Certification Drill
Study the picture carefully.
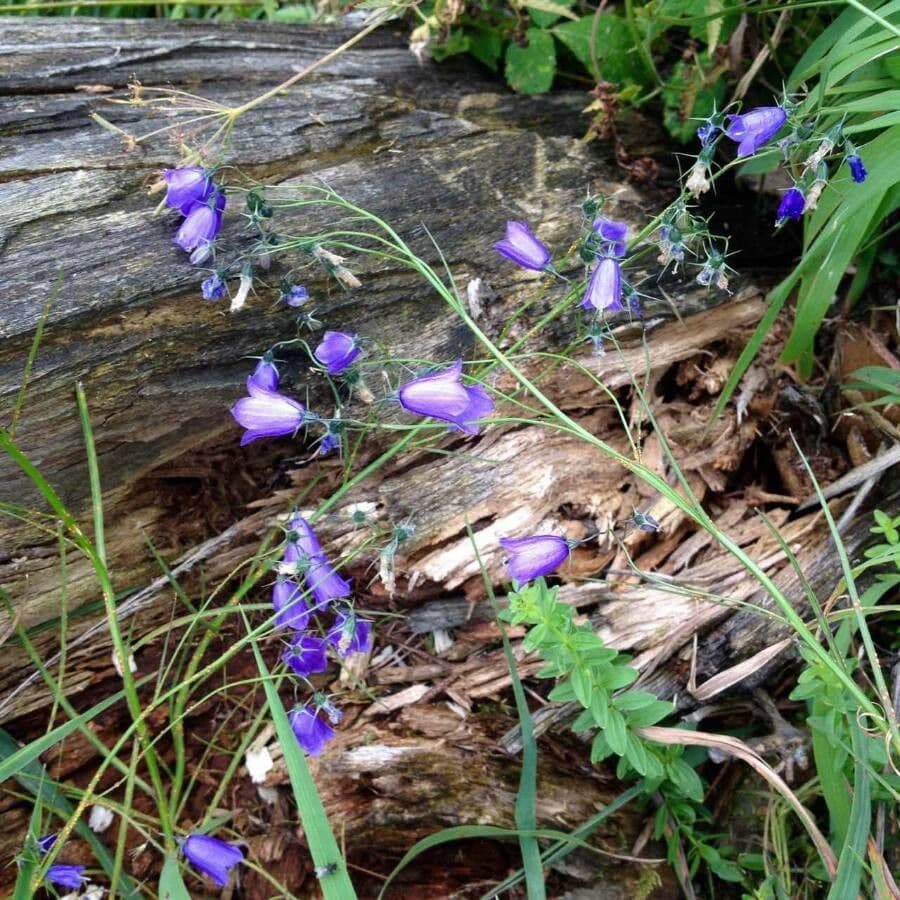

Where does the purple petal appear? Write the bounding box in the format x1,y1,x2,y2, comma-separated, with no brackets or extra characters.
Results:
580,257,622,312
164,166,213,214
327,609,373,656
282,634,329,677
289,705,335,756
183,834,244,888
305,557,352,607
398,361,471,421
315,331,361,375
45,865,86,890
248,358,280,392
500,534,570,583
272,579,310,630
231,389,305,444
494,221,551,270
284,515,324,562
725,106,786,157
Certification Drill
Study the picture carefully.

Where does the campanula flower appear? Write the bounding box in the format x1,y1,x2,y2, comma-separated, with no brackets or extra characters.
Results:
285,514,324,560
725,106,786,157
327,608,373,656
591,217,628,258
272,578,310,631
493,221,552,271
315,331,361,376
174,191,226,254
282,284,309,308
500,534,571,583
45,865,86,890
289,704,336,756
580,257,623,313
248,355,279,392
230,379,308,446
164,166,213,214
182,834,244,888
847,154,867,183
316,430,341,456
37,834,57,855
398,361,494,435
201,272,226,301
776,187,805,225
697,122,718,146
305,557,352,608
282,634,329,677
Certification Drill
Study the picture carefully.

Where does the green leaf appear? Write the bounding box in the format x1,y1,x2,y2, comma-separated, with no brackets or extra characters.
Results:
467,28,504,71
571,666,592,707
527,0,577,28
613,690,659,712
590,731,613,763
624,699,674,727
505,28,556,94
553,13,646,85
666,757,705,802
158,856,192,900
270,4,316,22
603,707,628,755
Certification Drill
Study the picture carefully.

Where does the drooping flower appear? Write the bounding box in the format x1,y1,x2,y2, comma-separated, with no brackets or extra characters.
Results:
282,634,329,677
725,106,787,157
285,514,324,561
164,166,213,214
305,557,352,608
174,192,226,253
289,704,336,756
315,331,361,376
282,284,309,308
398,361,494,435
182,834,244,888
580,257,623,313
493,221,552,271
230,379,308,446
327,608,373,656
45,865,86,890
685,161,711,198
500,534,571,583
248,356,279,392
776,187,805,225
272,578,310,631
37,834,57,855
847,154,867,184
591,217,628,258
201,272,227,301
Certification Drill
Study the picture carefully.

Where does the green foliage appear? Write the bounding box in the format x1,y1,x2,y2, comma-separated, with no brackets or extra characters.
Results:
505,28,557,95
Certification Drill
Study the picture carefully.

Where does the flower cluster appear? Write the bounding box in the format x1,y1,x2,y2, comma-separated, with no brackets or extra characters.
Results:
164,166,227,266
275,514,373,756
688,99,868,227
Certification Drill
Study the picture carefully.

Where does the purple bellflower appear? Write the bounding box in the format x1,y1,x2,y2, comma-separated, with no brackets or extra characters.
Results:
592,217,628,258
847,154,867,184
231,379,308,446
289,704,336,756
282,634,329,677
272,578,310,631
45,865,86,890
398,360,494,435
315,331,361,376
580,257,623,313
164,166,213,215
305,557,352,608
201,272,226,301
776,187,806,225
725,106,786,157
327,608,373,656
494,221,552,271
500,534,571,583
283,284,309,308
285,515,324,560
248,356,279,392
175,191,226,254
182,834,244,888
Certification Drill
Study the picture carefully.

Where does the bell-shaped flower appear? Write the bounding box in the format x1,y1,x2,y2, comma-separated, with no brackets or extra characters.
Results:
591,217,628,258
230,379,307,446
315,331,360,376
164,166,213,214
282,634,329,677
500,534,571,583
289,704,336,756
284,515,324,562
201,272,226,301
248,356,279,392
724,106,786,157
776,187,805,225
493,221,552,271
282,284,309,307
305,557,352,608
580,257,623,313
45,865,86,890
327,608,373,656
182,834,244,888
398,361,494,435
174,191,226,253
272,578,310,631
37,834,57,855
847,153,867,184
